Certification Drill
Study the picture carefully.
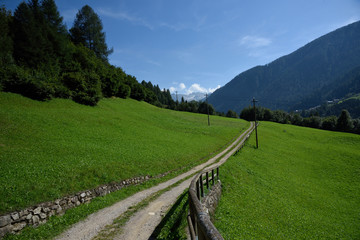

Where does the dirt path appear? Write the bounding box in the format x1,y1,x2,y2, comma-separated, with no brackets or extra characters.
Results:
55,122,254,240
114,177,192,240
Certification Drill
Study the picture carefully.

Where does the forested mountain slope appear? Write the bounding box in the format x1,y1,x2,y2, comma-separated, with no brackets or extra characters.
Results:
208,21,360,113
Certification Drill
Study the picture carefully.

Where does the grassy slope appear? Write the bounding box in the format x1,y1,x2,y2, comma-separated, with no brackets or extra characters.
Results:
0,92,247,214
215,121,360,239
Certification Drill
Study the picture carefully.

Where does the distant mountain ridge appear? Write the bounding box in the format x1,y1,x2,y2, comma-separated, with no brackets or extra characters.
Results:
171,92,206,102
208,21,360,115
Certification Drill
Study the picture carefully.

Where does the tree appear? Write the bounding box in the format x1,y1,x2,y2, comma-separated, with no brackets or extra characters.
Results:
336,109,353,132
11,0,67,69
303,116,322,128
290,113,303,126
353,119,360,134
226,110,238,118
240,107,253,121
322,116,337,131
12,1,47,67
70,5,113,61
0,5,13,90
40,0,68,58
263,108,273,121
0,5,13,64
117,83,130,99
198,102,215,115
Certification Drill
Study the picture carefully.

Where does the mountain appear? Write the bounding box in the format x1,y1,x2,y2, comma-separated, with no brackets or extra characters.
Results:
171,92,207,102
293,64,360,113
208,21,360,114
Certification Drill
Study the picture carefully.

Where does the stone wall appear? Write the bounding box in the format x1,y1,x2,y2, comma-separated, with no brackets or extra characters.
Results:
0,175,152,238
201,180,222,221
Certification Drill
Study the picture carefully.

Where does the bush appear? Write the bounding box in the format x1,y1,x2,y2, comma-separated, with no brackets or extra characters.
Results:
353,119,360,134
130,83,146,101
290,114,303,126
117,83,131,99
144,88,157,104
226,110,238,118
303,116,322,128
322,116,337,131
61,71,102,106
2,66,54,101
101,67,125,97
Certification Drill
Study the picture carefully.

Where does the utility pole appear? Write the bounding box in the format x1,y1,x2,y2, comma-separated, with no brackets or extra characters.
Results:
175,91,178,104
252,97,258,148
206,93,210,126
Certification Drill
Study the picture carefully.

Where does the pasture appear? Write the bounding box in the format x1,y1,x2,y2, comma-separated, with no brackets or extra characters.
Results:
215,121,360,239
0,92,247,214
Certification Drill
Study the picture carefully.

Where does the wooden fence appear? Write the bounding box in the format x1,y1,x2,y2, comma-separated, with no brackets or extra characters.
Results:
188,166,224,240
187,122,256,240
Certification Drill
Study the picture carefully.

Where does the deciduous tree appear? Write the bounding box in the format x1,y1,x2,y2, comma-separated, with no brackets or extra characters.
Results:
336,109,353,132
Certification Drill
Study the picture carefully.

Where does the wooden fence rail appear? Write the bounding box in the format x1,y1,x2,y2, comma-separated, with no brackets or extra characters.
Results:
188,166,223,240
187,122,256,240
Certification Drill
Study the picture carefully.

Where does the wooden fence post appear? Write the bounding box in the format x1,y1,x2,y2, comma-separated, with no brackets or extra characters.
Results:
200,174,204,198
206,172,209,189
212,169,215,185
196,180,200,200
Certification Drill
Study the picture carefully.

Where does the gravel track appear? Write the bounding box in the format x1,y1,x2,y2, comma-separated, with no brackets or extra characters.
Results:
55,122,254,240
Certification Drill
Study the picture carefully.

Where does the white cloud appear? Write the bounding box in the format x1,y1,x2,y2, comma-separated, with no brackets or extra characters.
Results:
186,83,221,94
239,35,272,48
208,85,221,93
170,82,221,94
169,83,186,93
187,83,207,94
179,83,186,90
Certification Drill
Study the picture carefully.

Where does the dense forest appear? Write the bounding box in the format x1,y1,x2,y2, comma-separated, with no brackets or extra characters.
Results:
0,0,217,115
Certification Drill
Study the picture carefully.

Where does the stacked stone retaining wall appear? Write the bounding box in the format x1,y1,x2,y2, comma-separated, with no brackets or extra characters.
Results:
201,180,222,222
0,174,152,238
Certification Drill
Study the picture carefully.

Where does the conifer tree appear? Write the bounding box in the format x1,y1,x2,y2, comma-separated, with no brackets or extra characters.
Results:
41,0,68,58
12,0,61,69
0,5,12,64
70,5,113,61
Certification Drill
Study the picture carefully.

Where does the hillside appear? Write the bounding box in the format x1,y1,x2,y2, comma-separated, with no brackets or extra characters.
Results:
0,92,246,214
208,21,360,114
295,65,360,118
215,121,360,239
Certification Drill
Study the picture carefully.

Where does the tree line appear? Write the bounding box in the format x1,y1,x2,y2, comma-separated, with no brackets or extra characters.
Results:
240,106,360,134
0,1,180,108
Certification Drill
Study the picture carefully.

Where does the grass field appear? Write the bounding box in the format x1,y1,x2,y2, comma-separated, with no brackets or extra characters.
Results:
0,92,247,214
215,121,360,239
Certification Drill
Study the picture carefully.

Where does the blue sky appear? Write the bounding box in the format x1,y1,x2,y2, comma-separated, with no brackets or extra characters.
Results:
3,0,360,95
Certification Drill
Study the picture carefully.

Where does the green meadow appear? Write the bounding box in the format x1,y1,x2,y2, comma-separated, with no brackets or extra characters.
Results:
215,121,360,239
0,92,247,214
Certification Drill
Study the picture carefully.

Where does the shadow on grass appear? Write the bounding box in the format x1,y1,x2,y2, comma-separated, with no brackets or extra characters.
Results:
150,190,189,240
